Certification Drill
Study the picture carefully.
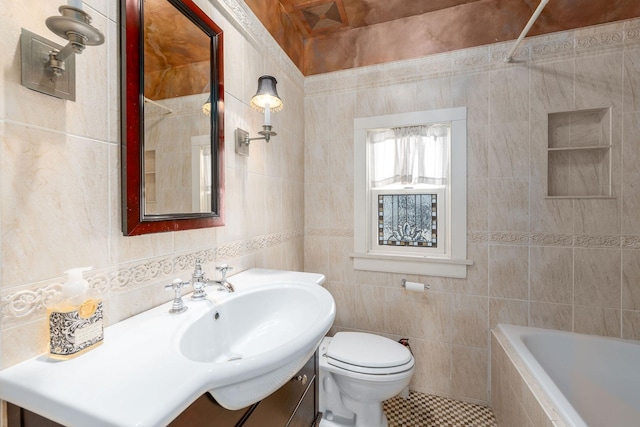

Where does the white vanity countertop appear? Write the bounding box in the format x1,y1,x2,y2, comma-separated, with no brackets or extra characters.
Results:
0,269,326,427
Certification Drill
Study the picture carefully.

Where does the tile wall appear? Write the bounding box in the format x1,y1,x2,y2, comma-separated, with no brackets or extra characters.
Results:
2,0,640,419
0,0,305,376
304,18,640,405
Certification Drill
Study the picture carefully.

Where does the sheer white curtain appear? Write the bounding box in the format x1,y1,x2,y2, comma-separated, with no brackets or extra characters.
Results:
368,124,450,187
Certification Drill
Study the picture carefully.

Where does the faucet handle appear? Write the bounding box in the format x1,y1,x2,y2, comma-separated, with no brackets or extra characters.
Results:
165,278,189,314
216,264,233,281
192,258,205,280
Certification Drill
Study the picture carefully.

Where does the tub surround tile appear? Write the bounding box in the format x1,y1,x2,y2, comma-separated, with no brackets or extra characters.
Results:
488,122,530,178
489,66,530,125
529,302,573,332
488,179,530,232
622,173,640,235
621,310,640,340
467,125,489,178
573,198,621,236
529,176,574,234
452,72,490,127
622,250,640,310
623,47,640,113
575,52,624,111
529,60,575,122
415,76,453,112
468,178,489,232
489,245,529,300
491,329,568,427
623,113,640,173
489,298,529,329
574,305,621,337
574,248,621,309
528,121,547,179
530,246,573,304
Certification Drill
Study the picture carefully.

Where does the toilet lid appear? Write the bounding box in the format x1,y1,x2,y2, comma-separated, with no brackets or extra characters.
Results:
326,332,413,371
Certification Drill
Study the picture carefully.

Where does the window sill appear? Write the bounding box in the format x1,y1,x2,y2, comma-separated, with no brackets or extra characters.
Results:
350,252,472,278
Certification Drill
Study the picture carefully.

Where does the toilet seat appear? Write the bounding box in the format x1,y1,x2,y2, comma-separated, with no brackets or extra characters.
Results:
326,332,414,375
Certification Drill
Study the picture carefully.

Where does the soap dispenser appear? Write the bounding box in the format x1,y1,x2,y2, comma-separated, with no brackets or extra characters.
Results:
48,267,104,360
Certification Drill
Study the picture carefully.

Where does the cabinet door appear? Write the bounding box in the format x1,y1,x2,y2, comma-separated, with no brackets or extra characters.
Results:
7,403,64,427
243,354,316,427
168,394,254,427
286,376,316,427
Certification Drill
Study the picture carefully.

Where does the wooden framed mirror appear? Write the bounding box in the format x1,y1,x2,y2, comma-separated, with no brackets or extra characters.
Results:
121,0,224,236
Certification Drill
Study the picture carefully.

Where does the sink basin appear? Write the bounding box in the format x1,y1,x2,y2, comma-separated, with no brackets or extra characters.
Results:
0,269,334,426
178,279,335,409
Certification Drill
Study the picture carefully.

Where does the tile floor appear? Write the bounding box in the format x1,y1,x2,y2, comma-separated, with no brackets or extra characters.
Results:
383,392,497,427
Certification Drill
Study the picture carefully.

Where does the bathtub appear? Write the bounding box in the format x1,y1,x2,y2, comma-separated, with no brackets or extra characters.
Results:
491,324,640,427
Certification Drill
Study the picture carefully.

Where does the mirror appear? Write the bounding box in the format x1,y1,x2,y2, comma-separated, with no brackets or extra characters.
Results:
121,0,224,235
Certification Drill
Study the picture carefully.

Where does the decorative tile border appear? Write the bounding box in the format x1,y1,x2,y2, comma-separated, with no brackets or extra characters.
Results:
468,232,488,243
304,17,640,97
626,27,640,45
471,232,640,248
622,236,640,249
0,230,303,326
305,227,354,237
530,233,573,246
530,39,574,62
490,232,530,245
573,235,621,248
576,30,624,51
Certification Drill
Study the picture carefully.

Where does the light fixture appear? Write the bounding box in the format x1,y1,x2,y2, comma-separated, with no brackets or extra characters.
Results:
235,75,284,156
20,1,105,101
202,82,211,116
202,95,212,116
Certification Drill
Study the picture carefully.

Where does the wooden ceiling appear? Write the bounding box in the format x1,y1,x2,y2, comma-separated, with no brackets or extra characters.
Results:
143,0,211,100
245,0,640,75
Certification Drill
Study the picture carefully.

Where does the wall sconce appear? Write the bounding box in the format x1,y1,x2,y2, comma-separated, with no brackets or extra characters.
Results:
202,96,212,116
235,75,284,156
20,1,105,101
202,82,211,116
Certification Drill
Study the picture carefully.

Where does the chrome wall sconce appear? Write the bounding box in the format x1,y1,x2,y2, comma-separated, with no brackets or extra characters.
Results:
235,75,284,156
20,1,105,101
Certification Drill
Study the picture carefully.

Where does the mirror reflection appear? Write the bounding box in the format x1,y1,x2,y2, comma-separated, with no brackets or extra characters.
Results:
142,0,212,215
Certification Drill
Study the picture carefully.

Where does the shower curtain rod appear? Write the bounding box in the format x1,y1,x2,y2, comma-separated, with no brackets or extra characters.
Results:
143,96,174,114
504,0,550,63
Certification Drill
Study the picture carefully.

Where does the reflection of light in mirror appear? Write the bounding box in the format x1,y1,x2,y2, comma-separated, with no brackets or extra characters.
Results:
192,136,212,212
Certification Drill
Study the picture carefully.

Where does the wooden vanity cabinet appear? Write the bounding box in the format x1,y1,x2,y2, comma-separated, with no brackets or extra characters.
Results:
6,352,319,427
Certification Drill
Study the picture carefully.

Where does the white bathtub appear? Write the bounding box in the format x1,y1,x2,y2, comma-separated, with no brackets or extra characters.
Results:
494,324,640,427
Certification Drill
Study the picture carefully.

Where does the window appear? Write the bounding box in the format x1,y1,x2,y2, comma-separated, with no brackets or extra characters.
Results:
352,107,470,278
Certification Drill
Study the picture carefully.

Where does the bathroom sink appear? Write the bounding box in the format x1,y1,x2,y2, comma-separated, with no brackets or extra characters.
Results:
0,269,334,426
177,280,335,409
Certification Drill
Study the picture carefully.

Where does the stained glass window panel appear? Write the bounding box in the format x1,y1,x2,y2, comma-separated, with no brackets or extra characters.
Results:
378,194,437,247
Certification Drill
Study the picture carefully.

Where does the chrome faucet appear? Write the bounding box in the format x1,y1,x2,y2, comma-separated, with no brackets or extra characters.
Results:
190,260,234,300
190,259,209,300
213,264,234,293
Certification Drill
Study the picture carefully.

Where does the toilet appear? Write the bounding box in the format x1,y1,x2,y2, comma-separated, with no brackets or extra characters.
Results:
318,332,415,427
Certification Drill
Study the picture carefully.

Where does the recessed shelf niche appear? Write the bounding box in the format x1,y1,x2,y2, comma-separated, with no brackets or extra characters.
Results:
547,108,612,198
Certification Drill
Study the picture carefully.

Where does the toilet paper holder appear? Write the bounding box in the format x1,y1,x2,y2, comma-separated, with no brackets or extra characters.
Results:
401,279,430,290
